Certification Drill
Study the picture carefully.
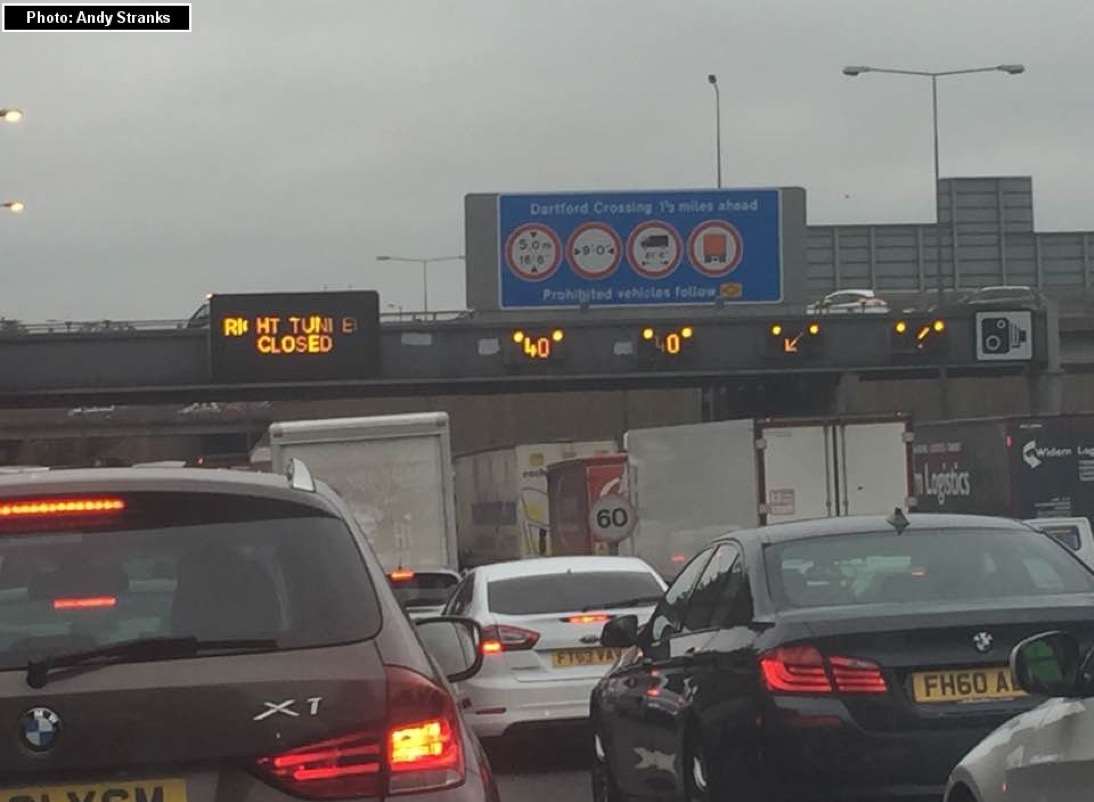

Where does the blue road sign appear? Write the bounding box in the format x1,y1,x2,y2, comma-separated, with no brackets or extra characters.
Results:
497,189,782,309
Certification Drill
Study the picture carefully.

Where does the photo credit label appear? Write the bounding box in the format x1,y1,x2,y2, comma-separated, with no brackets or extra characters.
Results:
2,4,191,31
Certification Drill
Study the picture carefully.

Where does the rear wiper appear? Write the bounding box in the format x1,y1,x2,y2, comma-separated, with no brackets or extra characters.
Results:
581,595,663,612
26,636,277,689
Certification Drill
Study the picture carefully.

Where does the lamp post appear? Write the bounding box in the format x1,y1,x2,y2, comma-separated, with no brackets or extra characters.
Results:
0,108,23,124
707,74,723,188
2,201,24,214
842,64,1025,307
376,254,464,313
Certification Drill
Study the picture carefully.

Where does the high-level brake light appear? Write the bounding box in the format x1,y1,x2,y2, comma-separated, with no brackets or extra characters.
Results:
53,596,117,610
388,569,416,582
565,613,611,624
0,497,125,518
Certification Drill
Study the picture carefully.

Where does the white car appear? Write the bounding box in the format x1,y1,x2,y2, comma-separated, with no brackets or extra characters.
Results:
946,630,1094,802
806,289,889,314
443,555,666,739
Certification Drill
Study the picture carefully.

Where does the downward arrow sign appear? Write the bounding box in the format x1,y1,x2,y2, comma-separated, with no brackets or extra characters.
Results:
783,335,803,353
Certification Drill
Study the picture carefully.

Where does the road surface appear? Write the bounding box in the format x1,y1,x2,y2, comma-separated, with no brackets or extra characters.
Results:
487,728,592,802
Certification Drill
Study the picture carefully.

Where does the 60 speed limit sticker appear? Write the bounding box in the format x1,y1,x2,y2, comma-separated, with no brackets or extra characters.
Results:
588,494,637,544
505,223,562,282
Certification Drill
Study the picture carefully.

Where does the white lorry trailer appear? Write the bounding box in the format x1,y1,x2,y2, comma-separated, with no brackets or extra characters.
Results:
620,416,913,577
269,412,458,572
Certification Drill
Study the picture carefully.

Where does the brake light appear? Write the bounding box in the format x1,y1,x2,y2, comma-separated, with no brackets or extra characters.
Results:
830,656,888,694
390,719,457,772
255,666,463,798
383,665,464,794
760,645,831,693
565,614,611,624
760,645,888,695
0,497,125,518
53,596,117,610
480,624,540,654
256,731,383,797
389,569,416,582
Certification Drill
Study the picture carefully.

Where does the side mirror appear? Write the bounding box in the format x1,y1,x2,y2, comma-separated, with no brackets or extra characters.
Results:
601,614,639,648
416,616,484,683
1011,631,1081,697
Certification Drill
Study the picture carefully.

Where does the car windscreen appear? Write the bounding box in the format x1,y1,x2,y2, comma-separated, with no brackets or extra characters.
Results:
0,491,380,670
487,570,664,615
765,527,1094,610
389,572,459,608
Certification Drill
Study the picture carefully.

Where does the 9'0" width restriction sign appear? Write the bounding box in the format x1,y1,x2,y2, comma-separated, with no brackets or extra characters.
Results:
566,222,623,280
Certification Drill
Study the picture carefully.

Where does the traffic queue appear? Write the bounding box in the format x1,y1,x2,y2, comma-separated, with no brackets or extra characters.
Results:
4,410,1094,802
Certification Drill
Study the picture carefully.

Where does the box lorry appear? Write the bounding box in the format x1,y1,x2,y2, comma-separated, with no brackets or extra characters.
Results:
269,413,458,572
913,414,1094,526
620,416,913,577
454,440,616,565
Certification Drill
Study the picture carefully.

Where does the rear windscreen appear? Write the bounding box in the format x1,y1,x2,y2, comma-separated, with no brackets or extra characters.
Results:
390,573,459,608
0,492,380,670
766,527,1094,611
487,570,663,615
1038,525,1082,551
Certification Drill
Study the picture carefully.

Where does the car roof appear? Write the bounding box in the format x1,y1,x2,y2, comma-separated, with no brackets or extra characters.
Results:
474,555,659,581
712,513,1031,547
0,466,334,511
829,288,875,296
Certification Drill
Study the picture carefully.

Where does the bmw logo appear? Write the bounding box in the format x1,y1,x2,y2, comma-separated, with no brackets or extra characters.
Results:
19,707,61,752
973,631,994,654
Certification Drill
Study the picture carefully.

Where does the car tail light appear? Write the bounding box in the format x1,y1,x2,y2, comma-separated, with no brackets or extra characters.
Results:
255,666,463,798
480,624,540,654
0,497,125,518
760,645,832,694
760,645,888,696
830,656,888,694
256,731,384,798
383,665,464,795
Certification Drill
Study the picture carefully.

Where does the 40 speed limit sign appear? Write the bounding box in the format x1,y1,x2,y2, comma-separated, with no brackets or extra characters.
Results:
588,495,637,544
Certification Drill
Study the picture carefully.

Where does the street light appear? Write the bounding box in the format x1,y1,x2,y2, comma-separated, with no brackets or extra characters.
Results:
0,108,23,124
707,74,722,188
843,63,1025,307
376,254,464,313
3,201,25,214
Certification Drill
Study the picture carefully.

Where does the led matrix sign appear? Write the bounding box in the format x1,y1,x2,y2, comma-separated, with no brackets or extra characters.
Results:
209,291,380,383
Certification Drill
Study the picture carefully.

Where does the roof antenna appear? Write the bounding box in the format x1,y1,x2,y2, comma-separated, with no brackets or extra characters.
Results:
887,507,909,534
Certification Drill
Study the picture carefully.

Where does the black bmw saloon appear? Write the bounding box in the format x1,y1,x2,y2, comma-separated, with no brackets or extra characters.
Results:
590,513,1094,802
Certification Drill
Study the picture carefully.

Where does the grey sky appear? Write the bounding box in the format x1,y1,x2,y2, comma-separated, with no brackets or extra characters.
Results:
0,0,1088,320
